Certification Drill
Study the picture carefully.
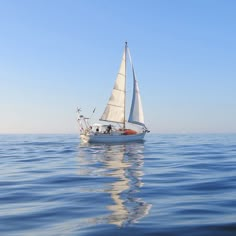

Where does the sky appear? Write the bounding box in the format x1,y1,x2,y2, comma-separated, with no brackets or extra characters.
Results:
0,0,236,134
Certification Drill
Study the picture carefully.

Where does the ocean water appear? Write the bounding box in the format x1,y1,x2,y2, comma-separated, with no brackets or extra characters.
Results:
0,134,236,236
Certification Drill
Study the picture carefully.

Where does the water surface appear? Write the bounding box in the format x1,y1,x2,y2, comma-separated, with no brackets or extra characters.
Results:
0,134,236,235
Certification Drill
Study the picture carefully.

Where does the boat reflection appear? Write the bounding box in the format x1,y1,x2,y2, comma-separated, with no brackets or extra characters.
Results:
78,141,152,227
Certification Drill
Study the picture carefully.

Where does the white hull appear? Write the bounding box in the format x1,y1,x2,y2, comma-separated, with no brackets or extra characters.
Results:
80,132,146,143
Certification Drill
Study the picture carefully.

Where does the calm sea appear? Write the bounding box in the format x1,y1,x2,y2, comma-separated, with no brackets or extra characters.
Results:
0,134,236,236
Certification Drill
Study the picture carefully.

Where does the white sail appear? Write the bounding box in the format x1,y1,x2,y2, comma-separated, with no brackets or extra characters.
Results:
128,49,145,127
100,46,126,124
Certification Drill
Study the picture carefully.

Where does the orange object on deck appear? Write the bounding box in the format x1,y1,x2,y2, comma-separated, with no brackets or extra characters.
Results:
123,129,137,135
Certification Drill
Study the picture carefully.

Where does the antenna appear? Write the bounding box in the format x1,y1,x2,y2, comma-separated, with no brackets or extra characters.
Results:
77,107,82,121
90,107,96,119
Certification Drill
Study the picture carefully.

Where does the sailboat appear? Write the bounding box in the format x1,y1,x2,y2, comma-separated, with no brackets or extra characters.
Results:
78,42,149,143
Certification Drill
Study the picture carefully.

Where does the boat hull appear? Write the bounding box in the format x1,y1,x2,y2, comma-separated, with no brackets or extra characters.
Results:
80,133,146,143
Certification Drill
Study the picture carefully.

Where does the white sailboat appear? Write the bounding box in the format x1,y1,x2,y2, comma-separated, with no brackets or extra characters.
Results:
78,42,149,143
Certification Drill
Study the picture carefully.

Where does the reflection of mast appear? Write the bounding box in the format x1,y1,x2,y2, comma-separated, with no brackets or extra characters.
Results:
103,143,152,227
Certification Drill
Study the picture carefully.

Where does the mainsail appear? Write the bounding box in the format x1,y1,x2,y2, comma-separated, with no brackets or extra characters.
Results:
100,45,126,124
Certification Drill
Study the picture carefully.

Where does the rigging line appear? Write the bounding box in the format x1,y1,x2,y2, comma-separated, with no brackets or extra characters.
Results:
107,103,124,108
127,47,136,78
112,88,126,92
117,72,125,77
99,119,124,124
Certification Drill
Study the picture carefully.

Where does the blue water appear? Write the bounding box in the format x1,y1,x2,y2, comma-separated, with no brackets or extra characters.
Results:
0,134,236,236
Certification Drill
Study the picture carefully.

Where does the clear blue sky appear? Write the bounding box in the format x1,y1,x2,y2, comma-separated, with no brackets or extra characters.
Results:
0,0,235,134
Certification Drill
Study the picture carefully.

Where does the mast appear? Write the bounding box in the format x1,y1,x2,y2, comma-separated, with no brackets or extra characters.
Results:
124,42,127,130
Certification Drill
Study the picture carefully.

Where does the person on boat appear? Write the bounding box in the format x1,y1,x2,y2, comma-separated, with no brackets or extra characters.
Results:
106,124,112,134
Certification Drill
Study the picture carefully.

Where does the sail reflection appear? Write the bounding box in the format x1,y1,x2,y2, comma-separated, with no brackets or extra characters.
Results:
77,142,152,227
